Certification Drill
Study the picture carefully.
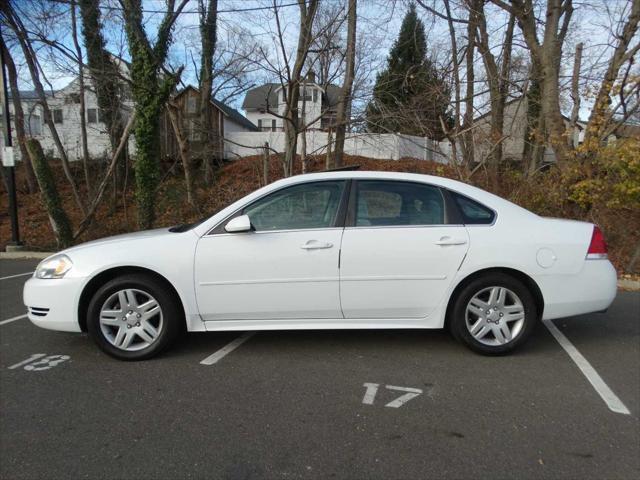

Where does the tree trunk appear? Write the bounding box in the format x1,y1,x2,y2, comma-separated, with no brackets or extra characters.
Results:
70,0,92,196
462,0,480,167
333,0,357,169
78,0,125,177
167,104,197,209
0,36,37,193
326,128,333,170
262,142,269,186
568,42,583,147
121,0,188,228
441,0,462,164
26,139,73,248
198,0,218,184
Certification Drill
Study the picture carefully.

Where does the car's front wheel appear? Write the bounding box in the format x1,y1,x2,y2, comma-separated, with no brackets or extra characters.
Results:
87,273,182,360
450,273,538,355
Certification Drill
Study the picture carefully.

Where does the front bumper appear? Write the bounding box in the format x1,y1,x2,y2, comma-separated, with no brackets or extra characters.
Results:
23,276,86,332
537,259,618,321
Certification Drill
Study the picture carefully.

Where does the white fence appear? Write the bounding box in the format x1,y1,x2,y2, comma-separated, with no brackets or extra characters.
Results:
224,131,453,163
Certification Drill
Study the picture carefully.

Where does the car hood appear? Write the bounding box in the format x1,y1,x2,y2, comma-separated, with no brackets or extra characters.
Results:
59,228,179,256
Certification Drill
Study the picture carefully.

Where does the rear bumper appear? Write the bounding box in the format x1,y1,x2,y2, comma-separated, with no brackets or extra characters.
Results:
537,260,617,320
23,276,85,332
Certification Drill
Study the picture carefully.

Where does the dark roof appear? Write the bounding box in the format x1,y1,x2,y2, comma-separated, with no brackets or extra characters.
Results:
242,82,342,110
175,86,258,132
212,98,258,131
7,89,55,100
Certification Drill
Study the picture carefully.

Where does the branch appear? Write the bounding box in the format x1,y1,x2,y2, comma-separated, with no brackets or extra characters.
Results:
415,0,468,23
73,111,136,239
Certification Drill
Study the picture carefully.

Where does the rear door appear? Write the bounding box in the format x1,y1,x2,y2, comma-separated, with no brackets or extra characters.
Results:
339,180,469,319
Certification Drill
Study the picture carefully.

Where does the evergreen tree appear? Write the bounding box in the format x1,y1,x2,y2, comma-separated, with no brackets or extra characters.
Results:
366,3,452,139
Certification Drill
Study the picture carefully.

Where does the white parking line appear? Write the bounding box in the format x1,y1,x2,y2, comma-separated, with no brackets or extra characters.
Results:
200,332,256,365
0,314,28,326
544,319,630,415
0,272,33,281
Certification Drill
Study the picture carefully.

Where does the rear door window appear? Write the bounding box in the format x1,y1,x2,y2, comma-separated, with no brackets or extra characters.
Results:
355,181,445,226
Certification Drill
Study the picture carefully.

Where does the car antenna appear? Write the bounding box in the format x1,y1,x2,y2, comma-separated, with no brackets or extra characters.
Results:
324,165,361,172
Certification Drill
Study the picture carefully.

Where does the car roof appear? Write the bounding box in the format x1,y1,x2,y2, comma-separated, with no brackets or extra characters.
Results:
192,170,537,237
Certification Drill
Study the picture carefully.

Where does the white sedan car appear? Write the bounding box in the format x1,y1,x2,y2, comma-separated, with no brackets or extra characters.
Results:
24,171,617,360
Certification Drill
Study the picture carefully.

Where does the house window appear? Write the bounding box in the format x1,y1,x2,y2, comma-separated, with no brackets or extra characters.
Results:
300,87,312,102
27,115,42,136
87,108,98,123
313,89,318,103
187,96,198,114
188,119,200,141
53,109,63,124
258,118,275,132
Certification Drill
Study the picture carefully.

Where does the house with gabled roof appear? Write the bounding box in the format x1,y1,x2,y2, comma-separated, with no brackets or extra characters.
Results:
242,73,341,132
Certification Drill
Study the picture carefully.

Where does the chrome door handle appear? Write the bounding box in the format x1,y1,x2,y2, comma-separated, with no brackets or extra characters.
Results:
300,240,333,250
435,237,467,246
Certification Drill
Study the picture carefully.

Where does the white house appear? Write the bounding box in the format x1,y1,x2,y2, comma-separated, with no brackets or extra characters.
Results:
242,74,341,132
2,77,135,161
472,96,640,164
2,78,257,162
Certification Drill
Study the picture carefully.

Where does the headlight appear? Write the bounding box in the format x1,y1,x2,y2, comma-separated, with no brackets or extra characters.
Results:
35,254,73,279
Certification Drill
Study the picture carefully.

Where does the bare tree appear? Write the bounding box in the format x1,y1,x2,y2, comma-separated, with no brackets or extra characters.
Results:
475,2,515,180
1,1,86,213
276,0,320,176
333,0,357,168
490,0,574,165
583,0,640,146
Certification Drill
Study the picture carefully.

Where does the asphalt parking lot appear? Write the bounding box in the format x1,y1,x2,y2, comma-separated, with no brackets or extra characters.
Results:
1,258,639,480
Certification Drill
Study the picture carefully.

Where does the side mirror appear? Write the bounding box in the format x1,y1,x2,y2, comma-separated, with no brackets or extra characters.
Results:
225,214,252,233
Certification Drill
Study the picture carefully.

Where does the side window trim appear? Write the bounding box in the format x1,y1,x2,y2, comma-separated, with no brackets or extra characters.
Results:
206,179,351,235
346,180,457,228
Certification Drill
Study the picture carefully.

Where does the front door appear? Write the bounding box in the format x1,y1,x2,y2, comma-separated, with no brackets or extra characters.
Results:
339,180,469,319
194,180,347,320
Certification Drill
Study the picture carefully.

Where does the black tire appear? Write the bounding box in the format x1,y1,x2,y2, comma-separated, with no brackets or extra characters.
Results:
449,272,538,355
87,273,183,360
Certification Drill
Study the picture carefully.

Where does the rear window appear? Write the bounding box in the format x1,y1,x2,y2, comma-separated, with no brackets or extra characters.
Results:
451,192,495,225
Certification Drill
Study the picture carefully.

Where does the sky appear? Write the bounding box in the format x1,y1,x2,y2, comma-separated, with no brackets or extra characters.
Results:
5,0,636,121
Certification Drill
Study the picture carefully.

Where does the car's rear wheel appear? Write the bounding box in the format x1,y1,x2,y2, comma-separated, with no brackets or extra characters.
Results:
450,273,538,355
87,274,182,360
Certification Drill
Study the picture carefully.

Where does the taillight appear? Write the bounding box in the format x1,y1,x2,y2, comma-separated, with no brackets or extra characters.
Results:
586,226,608,259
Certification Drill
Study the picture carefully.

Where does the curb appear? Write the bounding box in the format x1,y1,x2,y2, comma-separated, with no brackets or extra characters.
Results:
2,251,639,291
0,251,53,260
618,278,640,291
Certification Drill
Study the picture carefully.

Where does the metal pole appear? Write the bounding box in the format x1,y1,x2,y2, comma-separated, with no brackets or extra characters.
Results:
0,31,22,247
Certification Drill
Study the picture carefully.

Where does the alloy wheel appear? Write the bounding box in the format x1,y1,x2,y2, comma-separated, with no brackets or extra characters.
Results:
99,288,163,352
465,286,525,346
